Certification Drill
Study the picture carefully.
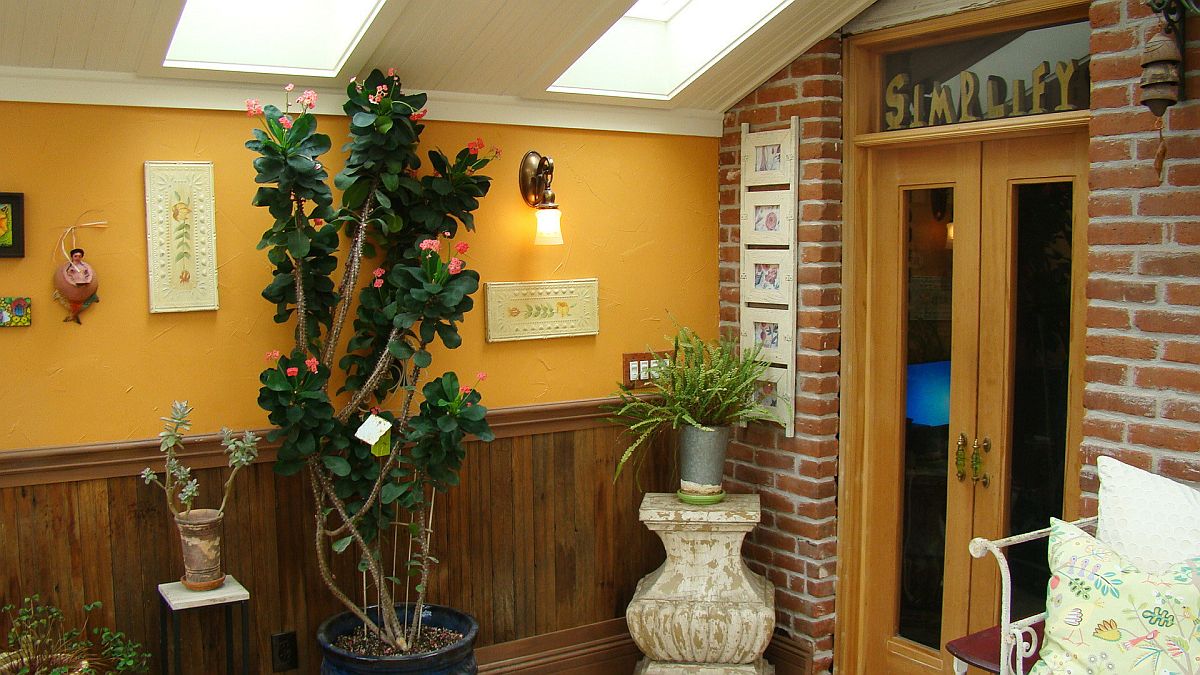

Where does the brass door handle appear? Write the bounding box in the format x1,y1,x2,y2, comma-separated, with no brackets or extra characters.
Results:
971,437,991,487
955,433,967,481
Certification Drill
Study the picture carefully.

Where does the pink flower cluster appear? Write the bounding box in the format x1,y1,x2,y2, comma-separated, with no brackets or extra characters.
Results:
455,242,469,255
245,98,264,117
286,367,299,377
284,83,295,92
418,239,440,253
467,137,485,155
279,115,294,130
368,83,389,105
265,349,281,361
447,258,464,275
305,357,319,373
296,89,318,110
409,108,428,121
459,385,472,395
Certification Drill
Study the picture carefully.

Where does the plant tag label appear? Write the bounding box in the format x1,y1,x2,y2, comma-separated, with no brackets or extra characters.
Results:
355,414,391,445
370,431,390,458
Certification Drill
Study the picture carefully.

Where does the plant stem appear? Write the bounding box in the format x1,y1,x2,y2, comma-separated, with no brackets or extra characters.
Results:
290,197,311,353
407,484,435,647
322,199,373,372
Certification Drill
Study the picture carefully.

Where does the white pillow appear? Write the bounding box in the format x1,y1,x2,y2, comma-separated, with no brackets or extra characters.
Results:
1096,455,1200,574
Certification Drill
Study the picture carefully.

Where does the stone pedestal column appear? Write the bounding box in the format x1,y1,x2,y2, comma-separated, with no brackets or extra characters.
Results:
627,493,775,674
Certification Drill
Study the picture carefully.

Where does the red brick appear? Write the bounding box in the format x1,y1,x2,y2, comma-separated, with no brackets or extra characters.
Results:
797,310,840,329
719,286,740,304
798,331,840,351
1130,423,1198,452
796,352,840,373
1164,399,1200,424
719,266,738,283
798,458,837,479
1141,191,1200,216
1089,194,1133,218
756,526,799,553
1091,108,1161,136
1090,83,1132,110
779,99,840,121
1167,283,1200,306
1087,278,1157,302
1080,496,1099,517
794,396,839,416
1090,138,1133,162
1174,222,1200,245
802,120,842,141
796,265,841,284
1137,135,1200,162
719,207,740,226
1083,389,1156,416
1082,416,1126,441
755,450,796,471
743,423,780,448
1081,443,1152,469
800,245,841,264
1164,341,1200,364
796,537,837,559
1136,309,1200,335
777,514,837,540
1091,165,1161,191
797,223,841,242
1090,26,1138,53
1087,306,1131,328
791,55,840,79
1085,333,1158,359
1090,1,1120,29
1160,457,1200,482
1089,53,1144,83
801,78,842,98
734,463,774,486
1168,163,1200,187
794,416,839,436
777,436,839,457
1141,253,1200,276
738,107,780,126
719,305,738,323
1136,365,1200,394
1168,103,1200,131
801,202,842,222
803,162,841,181
799,141,840,161
1085,360,1128,385
795,498,836,521
776,474,836,500
1125,0,1157,19
758,83,799,104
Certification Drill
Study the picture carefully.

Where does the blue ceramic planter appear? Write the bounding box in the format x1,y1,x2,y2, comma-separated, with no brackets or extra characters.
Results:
317,604,479,675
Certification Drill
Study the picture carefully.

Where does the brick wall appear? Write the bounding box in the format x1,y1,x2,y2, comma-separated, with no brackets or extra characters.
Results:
718,38,843,674
1081,1,1200,511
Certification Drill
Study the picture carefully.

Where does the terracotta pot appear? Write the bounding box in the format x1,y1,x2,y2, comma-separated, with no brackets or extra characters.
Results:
175,508,225,591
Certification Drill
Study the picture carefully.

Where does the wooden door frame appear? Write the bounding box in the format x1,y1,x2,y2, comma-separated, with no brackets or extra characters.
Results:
835,1,1090,672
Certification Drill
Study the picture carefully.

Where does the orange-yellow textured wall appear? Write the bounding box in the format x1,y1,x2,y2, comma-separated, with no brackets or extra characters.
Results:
0,101,718,449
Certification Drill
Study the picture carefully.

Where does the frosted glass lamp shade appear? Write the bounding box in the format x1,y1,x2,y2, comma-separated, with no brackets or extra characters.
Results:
534,208,563,245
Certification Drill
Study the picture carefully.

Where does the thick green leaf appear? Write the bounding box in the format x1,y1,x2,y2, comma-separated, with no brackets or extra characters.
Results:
331,536,353,553
351,112,376,128
286,228,310,258
323,456,352,477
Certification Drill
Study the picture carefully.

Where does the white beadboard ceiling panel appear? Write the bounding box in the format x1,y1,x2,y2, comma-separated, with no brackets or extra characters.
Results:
0,0,876,135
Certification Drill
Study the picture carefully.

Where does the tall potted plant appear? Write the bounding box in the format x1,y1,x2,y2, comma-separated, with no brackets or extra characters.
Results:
610,328,780,505
244,71,497,673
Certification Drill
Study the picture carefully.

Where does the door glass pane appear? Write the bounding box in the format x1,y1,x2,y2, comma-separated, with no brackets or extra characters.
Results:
1007,182,1072,619
899,187,954,648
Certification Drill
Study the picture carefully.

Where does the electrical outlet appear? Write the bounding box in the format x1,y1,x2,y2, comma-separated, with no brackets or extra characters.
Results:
621,350,674,388
271,631,299,671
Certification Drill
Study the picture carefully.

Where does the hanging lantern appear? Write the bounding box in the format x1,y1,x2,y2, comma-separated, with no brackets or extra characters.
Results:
1140,31,1183,117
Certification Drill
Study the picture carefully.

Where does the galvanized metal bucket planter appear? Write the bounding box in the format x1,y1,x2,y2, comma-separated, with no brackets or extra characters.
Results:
678,425,732,505
175,508,225,591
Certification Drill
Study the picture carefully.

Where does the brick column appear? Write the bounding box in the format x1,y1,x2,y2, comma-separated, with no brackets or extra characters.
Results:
1081,0,1200,509
717,38,843,674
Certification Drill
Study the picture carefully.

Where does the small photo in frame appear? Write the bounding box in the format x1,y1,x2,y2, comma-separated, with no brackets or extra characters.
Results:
741,125,796,187
740,306,793,366
741,249,794,306
754,365,793,434
0,193,25,258
740,191,794,246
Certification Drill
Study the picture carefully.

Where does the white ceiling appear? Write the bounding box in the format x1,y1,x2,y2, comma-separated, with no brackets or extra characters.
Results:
0,0,876,136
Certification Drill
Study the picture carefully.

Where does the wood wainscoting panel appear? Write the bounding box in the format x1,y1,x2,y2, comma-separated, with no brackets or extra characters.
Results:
0,407,674,674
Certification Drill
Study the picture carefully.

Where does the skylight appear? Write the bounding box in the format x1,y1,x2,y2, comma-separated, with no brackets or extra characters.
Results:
164,0,386,77
549,0,793,100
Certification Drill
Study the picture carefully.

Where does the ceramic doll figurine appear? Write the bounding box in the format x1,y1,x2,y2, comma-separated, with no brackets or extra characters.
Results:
53,247,99,323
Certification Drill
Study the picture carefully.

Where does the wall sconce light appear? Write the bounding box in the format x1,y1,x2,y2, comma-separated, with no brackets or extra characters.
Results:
518,151,562,245
1142,0,1191,117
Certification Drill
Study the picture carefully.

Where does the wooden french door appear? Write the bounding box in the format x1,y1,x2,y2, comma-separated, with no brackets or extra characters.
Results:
859,131,1087,674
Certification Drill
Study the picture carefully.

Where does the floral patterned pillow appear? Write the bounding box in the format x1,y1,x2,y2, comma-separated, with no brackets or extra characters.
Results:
1030,518,1200,675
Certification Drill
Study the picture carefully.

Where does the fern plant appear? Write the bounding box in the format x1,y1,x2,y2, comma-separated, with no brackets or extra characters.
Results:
609,327,780,481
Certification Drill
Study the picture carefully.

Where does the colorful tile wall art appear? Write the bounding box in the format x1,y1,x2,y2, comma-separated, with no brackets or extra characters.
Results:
0,297,31,327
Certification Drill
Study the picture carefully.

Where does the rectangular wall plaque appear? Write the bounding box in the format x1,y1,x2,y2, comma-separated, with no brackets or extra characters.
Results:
485,278,599,342
145,161,218,313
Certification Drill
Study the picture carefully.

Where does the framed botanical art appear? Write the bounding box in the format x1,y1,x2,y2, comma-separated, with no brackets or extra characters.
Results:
740,118,799,187
754,365,793,436
0,192,25,258
740,306,793,366
741,190,794,246
741,248,795,307
145,162,218,312
484,278,599,342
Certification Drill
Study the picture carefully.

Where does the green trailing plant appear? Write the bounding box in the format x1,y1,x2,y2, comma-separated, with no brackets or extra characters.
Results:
244,71,497,653
0,596,149,674
609,327,781,482
139,401,260,516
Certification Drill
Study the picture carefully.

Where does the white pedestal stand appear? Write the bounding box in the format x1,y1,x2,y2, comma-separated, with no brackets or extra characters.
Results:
627,493,775,674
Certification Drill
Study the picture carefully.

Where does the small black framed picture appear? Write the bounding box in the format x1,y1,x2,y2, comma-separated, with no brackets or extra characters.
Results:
0,193,25,258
